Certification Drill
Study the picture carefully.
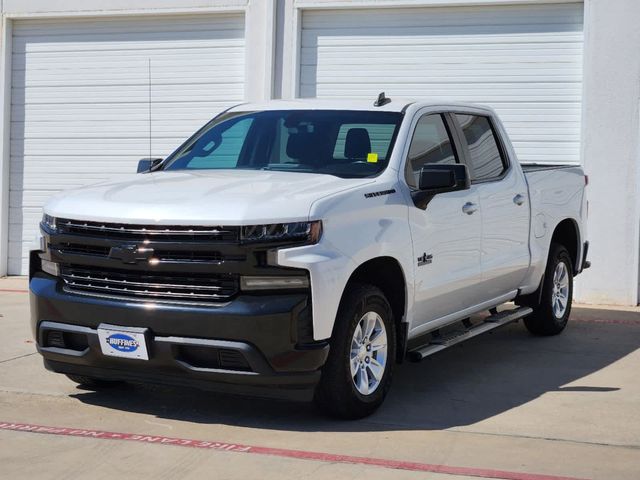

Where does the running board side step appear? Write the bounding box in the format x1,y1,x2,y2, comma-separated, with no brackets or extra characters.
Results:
408,306,533,362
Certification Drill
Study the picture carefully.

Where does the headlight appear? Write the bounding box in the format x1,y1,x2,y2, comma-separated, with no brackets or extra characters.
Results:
241,221,322,244
41,214,57,232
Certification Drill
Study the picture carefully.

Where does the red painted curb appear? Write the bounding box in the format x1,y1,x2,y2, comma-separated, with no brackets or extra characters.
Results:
0,421,586,480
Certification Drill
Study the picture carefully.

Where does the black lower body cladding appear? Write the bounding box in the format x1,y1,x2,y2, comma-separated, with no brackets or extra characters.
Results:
30,274,329,401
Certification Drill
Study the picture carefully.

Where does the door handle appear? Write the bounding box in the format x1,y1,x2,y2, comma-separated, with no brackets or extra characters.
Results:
513,194,526,206
462,202,478,215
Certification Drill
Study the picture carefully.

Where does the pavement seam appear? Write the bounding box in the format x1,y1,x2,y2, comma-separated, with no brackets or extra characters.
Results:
355,419,640,451
445,427,640,451
0,352,36,364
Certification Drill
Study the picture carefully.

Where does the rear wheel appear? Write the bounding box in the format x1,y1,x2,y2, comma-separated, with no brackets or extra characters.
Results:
314,283,396,419
524,243,573,336
65,374,122,389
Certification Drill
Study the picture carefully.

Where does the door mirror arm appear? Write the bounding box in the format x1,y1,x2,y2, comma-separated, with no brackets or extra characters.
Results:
411,164,471,209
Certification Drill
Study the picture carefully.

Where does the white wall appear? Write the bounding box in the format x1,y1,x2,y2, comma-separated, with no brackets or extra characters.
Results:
576,0,640,305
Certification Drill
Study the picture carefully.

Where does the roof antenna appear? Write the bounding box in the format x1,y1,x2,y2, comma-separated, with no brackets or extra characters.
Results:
148,58,152,160
374,92,391,107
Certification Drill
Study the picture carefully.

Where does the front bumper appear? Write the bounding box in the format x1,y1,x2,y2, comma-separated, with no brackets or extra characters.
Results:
30,274,329,401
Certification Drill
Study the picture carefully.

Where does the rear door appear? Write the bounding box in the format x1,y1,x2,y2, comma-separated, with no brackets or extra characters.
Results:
405,112,484,333
451,113,530,298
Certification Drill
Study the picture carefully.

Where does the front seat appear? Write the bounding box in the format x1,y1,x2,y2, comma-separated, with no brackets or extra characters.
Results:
344,128,372,161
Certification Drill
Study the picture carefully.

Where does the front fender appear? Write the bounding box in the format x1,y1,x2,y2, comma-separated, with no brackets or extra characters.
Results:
278,182,414,340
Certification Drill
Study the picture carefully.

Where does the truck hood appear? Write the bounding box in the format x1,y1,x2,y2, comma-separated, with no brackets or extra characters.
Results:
45,170,372,225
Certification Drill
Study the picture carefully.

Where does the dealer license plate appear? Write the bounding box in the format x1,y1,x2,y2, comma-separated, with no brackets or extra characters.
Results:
97,324,149,360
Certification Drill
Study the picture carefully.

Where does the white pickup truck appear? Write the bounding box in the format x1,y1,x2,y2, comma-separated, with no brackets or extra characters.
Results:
30,95,589,419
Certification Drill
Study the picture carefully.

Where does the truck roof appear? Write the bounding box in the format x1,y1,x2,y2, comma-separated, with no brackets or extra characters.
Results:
228,98,487,113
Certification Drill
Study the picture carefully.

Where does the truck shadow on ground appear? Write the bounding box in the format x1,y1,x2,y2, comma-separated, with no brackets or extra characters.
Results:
70,309,640,432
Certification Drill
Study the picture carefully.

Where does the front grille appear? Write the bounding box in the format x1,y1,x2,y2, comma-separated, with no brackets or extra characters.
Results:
56,218,239,243
52,242,235,264
61,266,238,304
44,218,299,305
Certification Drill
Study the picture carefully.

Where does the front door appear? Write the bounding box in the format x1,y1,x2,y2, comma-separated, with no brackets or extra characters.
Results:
405,113,484,334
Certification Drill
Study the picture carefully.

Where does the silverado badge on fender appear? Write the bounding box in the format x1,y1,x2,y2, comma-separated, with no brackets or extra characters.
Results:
417,253,433,266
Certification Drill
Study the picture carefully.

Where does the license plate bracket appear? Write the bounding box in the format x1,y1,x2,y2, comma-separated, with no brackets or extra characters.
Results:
97,324,149,360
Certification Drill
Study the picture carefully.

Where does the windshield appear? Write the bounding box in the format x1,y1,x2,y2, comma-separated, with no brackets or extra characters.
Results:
162,110,403,178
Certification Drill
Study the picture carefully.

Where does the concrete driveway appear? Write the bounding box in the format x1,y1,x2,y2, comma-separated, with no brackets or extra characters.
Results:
1,278,639,480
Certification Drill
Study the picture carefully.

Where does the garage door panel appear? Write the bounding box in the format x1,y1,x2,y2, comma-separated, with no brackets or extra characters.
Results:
12,137,189,156
301,3,583,27
302,82,582,100
9,14,246,274
14,37,244,55
14,66,244,87
302,32,582,49
14,121,208,139
301,43,583,60
12,103,228,122
307,71,581,85
301,1,584,192
13,84,243,105
12,50,244,72
13,14,242,34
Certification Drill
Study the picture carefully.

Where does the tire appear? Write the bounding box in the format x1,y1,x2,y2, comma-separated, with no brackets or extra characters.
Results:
314,283,396,419
65,374,122,389
524,243,573,336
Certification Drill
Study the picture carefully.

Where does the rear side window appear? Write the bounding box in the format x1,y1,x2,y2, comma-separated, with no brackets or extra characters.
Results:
405,114,458,189
454,114,506,182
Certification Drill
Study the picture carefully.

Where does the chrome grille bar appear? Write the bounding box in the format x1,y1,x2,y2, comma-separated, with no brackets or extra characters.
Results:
61,266,238,303
55,218,240,242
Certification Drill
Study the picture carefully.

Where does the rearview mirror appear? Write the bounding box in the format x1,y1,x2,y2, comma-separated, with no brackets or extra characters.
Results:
412,164,470,209
137,158,163,173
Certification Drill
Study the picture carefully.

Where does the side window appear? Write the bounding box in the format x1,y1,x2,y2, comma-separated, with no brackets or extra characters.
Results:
454,114,506,182
405,114,458,189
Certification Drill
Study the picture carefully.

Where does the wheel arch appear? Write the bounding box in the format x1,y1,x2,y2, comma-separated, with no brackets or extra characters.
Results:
340,256,408,363
550,218,581,274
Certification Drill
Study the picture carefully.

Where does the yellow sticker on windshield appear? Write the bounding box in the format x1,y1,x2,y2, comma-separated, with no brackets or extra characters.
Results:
367,153,378,163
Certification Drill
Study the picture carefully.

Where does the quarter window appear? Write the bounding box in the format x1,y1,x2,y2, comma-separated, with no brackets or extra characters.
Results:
454,114,506,182
405,114,458,189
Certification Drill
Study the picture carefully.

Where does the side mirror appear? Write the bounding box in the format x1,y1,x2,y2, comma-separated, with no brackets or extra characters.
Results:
137,158,163,173
418,164,470,193
412,164,470,209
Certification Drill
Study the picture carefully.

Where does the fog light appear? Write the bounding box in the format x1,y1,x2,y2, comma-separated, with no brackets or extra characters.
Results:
240,276,309,291
41,259,59,277
46,331,65,348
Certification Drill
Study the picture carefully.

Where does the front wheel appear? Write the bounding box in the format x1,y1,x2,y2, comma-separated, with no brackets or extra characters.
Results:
314,283,396,419
524,243,573,336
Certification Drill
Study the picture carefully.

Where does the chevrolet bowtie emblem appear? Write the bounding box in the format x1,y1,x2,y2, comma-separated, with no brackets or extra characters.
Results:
109,245,154,264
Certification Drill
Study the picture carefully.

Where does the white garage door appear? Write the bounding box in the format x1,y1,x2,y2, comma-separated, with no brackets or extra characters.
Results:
9,14,245,274
300,3,583,163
